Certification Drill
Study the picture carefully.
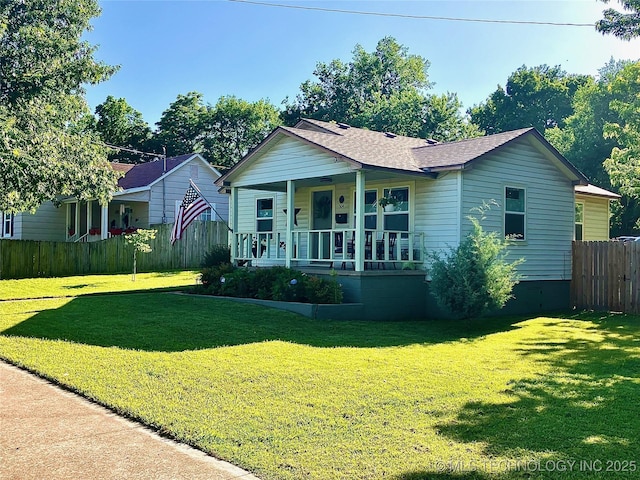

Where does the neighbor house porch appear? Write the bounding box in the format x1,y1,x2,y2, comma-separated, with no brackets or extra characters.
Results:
62,196,150,242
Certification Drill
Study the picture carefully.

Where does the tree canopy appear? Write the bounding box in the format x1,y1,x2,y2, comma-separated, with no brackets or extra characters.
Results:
0,0,119,213
149,92,281,169
546,59,640,235
469,65,590,135
94,96,153,163
596,0,640,40
284,36,481,142
603,61,640,199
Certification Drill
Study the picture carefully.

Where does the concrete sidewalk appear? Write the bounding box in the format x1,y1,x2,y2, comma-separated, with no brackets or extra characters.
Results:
0,361,259,480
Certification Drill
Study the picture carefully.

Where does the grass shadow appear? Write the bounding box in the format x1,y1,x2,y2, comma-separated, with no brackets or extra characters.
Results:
435,311,640,473
1,292,526,352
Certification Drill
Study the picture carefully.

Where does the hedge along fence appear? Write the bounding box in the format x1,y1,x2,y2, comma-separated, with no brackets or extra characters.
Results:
0,221,229,279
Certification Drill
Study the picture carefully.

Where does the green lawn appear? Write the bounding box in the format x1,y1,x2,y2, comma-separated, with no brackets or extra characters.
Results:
0,270,199,300
0,278,639,479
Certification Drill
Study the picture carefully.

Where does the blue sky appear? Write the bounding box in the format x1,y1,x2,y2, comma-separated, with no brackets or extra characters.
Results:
85,1,640,127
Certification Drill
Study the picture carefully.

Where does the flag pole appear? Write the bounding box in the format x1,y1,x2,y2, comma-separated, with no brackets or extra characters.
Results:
189,180,233,232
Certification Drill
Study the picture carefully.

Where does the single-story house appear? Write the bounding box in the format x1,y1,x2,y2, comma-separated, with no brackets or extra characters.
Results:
2,153,228,242
215,118,616,319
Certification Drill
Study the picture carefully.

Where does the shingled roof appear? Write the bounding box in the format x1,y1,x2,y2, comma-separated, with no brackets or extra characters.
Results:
113,153,196,190
219,118,587,184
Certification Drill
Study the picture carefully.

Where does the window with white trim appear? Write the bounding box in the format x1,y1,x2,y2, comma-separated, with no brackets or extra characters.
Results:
256,198,274,232
382,187,409,232
575,202,584,241
504,187,526,240
2,212,13,238
199,205,216,222
354,190,378,230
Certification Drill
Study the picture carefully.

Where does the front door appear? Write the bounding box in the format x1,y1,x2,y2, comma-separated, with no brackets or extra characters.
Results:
311,190,332,259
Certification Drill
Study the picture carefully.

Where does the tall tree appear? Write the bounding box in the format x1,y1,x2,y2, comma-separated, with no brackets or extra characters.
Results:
603,61,640,199
94,96,153,163
0,0,119,213
469,65,590,135
151,91,208,157
596,0,640,40
150,92,280,169
202,96,281,169
284,36,480,142
546,59,640,235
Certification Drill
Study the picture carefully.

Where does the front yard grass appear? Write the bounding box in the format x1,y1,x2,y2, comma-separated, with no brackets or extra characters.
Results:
1,287,639,479
0,270,199,301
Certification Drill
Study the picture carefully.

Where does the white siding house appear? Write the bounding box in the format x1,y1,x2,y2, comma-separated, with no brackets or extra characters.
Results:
9,153,228,242
216,119,597,318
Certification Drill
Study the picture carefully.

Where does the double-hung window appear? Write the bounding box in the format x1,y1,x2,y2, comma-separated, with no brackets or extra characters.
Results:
575,202,584,241
353,190,378,230
382,187,409,232
504,187,526,240
256,198,274,232
2,212,13,238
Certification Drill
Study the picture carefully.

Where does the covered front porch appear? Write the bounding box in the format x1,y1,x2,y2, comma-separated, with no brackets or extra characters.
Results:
63,197,150,242
228,168,429,272
233,228,424,270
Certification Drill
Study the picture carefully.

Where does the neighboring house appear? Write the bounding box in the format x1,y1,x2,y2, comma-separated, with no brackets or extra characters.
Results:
216,119,596,318
7,153,228,242
574,184,620,241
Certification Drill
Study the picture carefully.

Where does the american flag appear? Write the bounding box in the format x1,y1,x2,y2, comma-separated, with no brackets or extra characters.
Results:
170,184,209,244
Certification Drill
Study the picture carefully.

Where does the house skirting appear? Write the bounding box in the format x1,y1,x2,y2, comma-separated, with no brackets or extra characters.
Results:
311,271,571,320
194,271,571,321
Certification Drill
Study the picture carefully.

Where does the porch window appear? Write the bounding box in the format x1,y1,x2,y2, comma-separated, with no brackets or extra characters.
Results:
505,186,526,240
354,190,378,230
575,202,584,241
256,198,273,232
2,212,13,238
382,187,409,232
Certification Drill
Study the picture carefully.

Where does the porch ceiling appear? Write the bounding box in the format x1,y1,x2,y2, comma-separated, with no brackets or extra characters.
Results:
236,168,434,192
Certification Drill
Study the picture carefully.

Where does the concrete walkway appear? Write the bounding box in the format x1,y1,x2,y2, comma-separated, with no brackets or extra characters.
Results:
0,361,259,480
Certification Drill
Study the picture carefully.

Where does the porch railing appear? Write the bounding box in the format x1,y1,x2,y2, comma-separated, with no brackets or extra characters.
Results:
233,229,424,268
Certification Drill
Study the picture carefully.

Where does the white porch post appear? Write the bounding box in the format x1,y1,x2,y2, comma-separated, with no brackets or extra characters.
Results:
354,170,365,272
86,201,92,236
101,205,108,240
230,187,239,262
286,180,295,268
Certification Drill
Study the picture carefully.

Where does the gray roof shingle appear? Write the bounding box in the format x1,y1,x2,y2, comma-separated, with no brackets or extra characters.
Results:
219,118,587,184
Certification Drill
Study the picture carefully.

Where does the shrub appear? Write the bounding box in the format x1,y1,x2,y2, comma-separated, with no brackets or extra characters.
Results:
429,206,523,319
200,263,235,294
196,265,342,304
201,244,231,268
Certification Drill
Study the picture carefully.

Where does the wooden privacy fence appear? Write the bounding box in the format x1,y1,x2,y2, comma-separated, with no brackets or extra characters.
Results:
572,241,640,314
0,221,229,279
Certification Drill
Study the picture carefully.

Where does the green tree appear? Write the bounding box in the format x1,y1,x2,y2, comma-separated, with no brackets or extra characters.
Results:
429,204,523,319
94,96,153,163
596,0,640,40
0,0,119,213
546,59,640,235
469,65,590,135
151,91,208,157
284,36,480,142
202,96,281,169
124,228,157,281
603,61,640,199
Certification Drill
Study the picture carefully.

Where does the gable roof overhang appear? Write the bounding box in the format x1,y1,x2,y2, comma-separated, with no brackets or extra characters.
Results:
575,184,621,199
217,126,437,189
417,128,588,185
217,119,589,190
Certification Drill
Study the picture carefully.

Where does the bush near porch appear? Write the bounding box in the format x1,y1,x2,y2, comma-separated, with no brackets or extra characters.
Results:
197,265,343,304
1,275,639,480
